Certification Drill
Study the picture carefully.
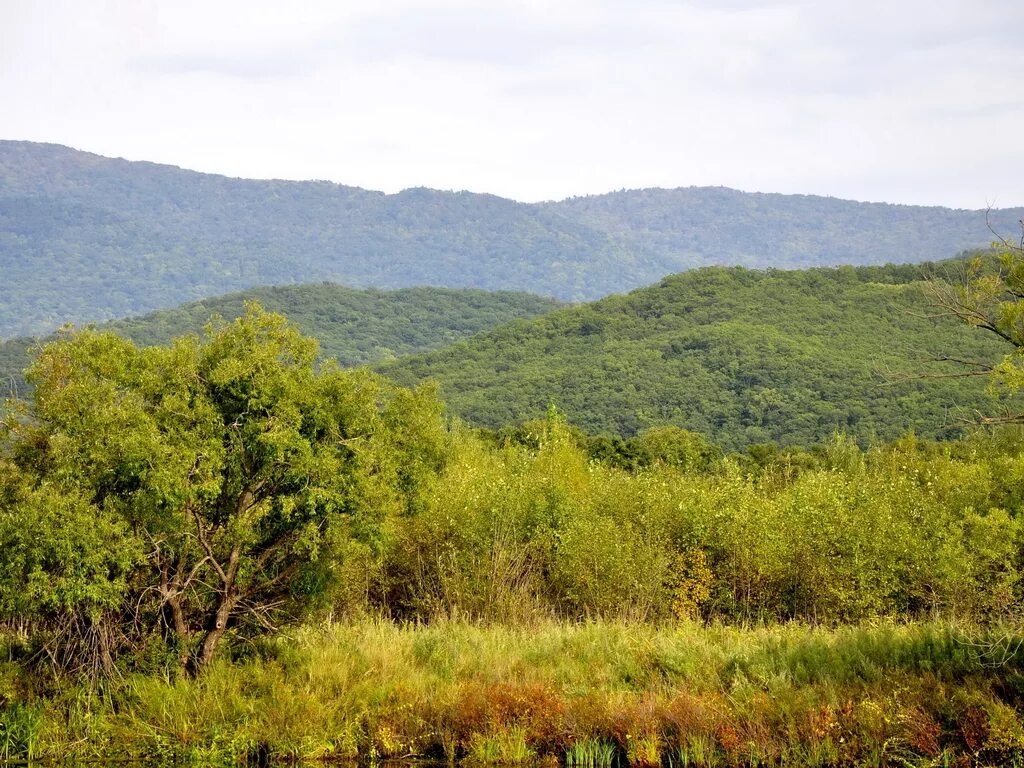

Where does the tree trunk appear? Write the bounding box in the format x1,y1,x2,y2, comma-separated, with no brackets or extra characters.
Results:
156,551,194,669
167,594,192,670
190,526,244,671
196,592,235,669
168,595,188,639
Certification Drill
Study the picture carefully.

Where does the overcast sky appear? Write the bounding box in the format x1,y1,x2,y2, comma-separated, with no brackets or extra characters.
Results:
2,0,1023,208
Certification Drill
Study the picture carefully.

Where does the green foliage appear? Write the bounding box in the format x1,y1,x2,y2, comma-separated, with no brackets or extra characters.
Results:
4,298,1024,645
354,413,1024,624
0,468,138,620
3,140,1022,337
566,738,617,768
107,284,563,366
0,702,41,762
666,549,713,620
609,426,723,473
0,304,448,671
380,262,1007,449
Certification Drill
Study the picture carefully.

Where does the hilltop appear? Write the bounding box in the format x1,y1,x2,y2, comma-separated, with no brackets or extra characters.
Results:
2,140,1022,337
377,261,1007,449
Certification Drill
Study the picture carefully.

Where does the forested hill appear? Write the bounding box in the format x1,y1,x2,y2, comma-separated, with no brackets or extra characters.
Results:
376,262,1008,450
0,284,562,397
3,140,1023,337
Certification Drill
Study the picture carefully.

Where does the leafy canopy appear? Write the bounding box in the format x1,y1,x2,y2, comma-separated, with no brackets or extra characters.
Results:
0,303,447,671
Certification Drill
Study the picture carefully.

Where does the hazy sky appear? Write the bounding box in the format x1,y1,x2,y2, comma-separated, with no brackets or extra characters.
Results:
2,0,1023,207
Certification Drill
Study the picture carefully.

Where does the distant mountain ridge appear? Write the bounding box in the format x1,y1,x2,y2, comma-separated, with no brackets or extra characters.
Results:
2,139,1022,337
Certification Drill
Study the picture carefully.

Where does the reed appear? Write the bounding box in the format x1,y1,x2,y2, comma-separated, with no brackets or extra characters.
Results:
566,738,617,768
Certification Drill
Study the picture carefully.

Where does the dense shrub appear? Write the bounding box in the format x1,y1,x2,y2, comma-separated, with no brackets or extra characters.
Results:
342,417,1024,624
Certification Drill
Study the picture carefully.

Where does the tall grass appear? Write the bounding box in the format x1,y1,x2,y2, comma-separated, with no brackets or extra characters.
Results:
0,703,41,762
10,619,1024,764
567,738,617,768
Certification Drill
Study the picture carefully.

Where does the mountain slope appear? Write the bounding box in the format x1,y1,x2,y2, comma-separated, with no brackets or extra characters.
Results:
376,262,1008,449
3,140,1023,337
0,284,562,397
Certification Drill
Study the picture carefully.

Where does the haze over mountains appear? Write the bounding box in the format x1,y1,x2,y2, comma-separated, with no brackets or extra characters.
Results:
3,140,1023,338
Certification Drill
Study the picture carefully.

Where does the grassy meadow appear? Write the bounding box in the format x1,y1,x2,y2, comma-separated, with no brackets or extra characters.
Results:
4,620,1024,765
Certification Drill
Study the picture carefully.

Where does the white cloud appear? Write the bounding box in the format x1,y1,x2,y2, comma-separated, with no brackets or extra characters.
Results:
1,0,1021,207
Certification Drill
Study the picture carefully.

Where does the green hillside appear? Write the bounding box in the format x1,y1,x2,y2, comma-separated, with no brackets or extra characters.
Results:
3,140,1023,337
377,262,1008,449
0,284,562,397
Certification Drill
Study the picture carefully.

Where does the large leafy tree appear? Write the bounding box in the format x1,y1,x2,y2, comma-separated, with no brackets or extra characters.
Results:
0,304,447,672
